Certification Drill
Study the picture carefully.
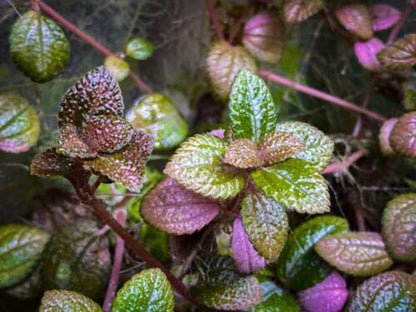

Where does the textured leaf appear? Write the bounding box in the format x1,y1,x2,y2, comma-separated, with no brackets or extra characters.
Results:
276,216,349,290
85,130,153,193
229,69,277,142
240,189,288,260
164,134,245,199
0,224,50,288
349,272,416,312
39,290,103,312
126,93,188,151
126,37,154,60
275,121,334,171
335,4,374,40
207,41,257,101
9,10,70,83
250,158,330,214
377,34,416,71
0,92,39,153
224,139,262,169
297,271,348,312
232,218,267,274
370,4,401,31
354,38,385,72
379,118,398,156
242,13,285,64
111,268,174,312
140,178,220,235
283,0,324,24
104,56,130,82
389,112,416,157
315,232,393,276
259,131,304,166
57,123,98,158
382,193,416,262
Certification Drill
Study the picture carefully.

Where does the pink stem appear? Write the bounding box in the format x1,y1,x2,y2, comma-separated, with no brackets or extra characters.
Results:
205,0,225,41
258,69,387,122
387,4,413,45
227,6,249,44
322,150,367,174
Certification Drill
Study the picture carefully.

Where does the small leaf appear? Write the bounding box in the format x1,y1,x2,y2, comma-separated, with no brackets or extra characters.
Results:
349,272,416,312
207,41,257,101
229,69,277,142
126,93,188,151
240,188,288,260
297,271,348,312
354,38,385,72
232,218,267,274
250,159,330,214
140,178,220,235
315,232,393,276
39,290,103,312
335,4,374,40
57,124,97,158
104,56,130,82
259,131,304,166
224,139,262,169
382,193,416,262
85,130,153,193
379,118,398,156
390,112,416,157
0,224,50,288
370,4,401,31
0,92,40,153
283,0,324,24
111,268,174,312
164,134,245,199
9,10,70,83
275,121,334,171
377,34,416,71
126,37,154,60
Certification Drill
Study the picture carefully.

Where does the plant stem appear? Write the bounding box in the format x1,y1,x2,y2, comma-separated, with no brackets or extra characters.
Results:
352,77,377,137
227,6,249,45
35,0,153,94
387,4,413,45
258,69,387,122
103,209,126,312
322,150,367,174
205,0,225,41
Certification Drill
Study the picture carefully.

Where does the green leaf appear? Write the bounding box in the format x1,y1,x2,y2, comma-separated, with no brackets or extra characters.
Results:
283,0,324,24
229,69,277,142
9,10,70,83
382,193,416,262
224,139,263,169
315,232,393,276
126,93,188,151
250,158,330,214
0,92,39,153
39,290,103,312
104,56,130,82
0,224,50,288
275,121,334,171
111,268,174,312
276,216,349,290
126,37,154,60
241,188,288,260
377,34,416,71
349,272,416,312
164,134,245,199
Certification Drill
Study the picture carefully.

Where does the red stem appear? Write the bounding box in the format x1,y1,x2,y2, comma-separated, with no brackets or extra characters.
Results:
103,209,126,312
227,6,249,44
258,69,387,122
205,0,225,41
322,150,367,174
36,0,153,94
387,4,413,45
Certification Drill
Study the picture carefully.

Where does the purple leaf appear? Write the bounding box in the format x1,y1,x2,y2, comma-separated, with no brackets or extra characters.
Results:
297,271,348,312
232,218,267,274
141,178,220,235
208,129,225,139
354,38,385,72
335,4,373,40
370,4,401,31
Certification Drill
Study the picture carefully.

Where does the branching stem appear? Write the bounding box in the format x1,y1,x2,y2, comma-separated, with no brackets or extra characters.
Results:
205,0,225,41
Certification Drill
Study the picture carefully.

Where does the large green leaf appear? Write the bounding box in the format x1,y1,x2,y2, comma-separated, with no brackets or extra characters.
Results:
0,224,50,288
276,216,349,290
315,232,393,276
241,189,288,260
164,134,245,199
111,268,174,312
229,69,277,142
39,290,103,312
250,158,330,214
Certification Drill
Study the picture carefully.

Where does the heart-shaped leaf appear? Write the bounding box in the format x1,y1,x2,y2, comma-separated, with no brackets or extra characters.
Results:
140,178,220,235
382,193,416,262
0,92,40,153
377,34,416,71
283,0,324,24
379,118,398,156
9,10,70,83
250,158,330,214
276,216,349,290
335,4,374,40
229,69,277,142
349,272,416,312
39,290,103,312
354,38,385,72
126,37,154,60
389,112,416,157
111,268,174,312
240,188,288,260
207,41,257,101
370,4,401,31
0,224,50,288
164,134,245,199
315,232,393,276
275,121,334,171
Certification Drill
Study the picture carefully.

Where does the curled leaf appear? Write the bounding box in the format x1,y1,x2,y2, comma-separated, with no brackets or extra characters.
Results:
283,0,324,24
370,4,401,31
104,56,130,82
377,34,416,71
354,38,385,72
335,4,374,40
379,118,398,156
39,290,103,312
389,112,416,157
